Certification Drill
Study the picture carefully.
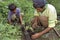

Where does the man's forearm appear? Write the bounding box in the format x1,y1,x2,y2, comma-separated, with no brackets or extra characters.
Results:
39,27,52,36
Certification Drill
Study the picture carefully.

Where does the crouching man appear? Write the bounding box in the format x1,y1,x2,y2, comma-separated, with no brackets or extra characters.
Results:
31,0,57,40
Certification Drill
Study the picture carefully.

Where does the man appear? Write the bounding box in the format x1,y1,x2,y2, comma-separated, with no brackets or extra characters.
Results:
31,0,57,40
8,3,22,25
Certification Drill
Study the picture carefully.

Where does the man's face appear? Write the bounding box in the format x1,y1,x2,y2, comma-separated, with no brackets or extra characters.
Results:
36,8,43,12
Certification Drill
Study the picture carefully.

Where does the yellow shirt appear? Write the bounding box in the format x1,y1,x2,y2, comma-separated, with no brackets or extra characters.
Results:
34,4,57,28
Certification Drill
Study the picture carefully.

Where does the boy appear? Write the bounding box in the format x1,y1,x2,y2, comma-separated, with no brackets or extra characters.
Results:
8,3,22,25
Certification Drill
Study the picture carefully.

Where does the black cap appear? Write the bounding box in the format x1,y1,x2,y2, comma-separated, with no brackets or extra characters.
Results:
33,0,47,8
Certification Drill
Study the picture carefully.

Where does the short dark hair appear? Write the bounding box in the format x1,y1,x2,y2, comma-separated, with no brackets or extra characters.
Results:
8,3,17,11
33,0,47,8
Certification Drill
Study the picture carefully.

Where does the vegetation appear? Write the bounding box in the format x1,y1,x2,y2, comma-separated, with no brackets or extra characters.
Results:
0,0,60,40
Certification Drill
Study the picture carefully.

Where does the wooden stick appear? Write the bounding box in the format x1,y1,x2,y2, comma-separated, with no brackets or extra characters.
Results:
53,28,60,38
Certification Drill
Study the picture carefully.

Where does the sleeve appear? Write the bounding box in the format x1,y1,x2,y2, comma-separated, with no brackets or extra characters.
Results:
17,8,21,16
18,8,21,14
48,8,57,28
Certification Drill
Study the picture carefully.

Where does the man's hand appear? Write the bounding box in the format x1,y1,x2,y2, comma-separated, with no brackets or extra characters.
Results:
31,33,40,39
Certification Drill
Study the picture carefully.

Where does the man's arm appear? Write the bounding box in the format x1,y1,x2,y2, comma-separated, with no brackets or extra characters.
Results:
39,27,52,36
31,27,52,39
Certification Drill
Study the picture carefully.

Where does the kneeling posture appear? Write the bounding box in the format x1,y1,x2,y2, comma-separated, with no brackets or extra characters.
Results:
31,0,57,40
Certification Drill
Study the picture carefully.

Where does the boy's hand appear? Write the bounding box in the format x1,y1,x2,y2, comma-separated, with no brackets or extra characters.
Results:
9,21,12,25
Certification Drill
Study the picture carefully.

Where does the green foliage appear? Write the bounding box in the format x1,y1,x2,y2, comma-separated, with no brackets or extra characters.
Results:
0,0,34,40
0,0,34,23
0,0,60,40
0,23,22,40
